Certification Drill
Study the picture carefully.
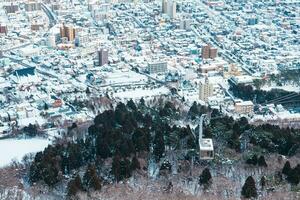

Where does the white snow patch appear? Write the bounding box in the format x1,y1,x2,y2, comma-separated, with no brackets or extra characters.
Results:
0,138,51,168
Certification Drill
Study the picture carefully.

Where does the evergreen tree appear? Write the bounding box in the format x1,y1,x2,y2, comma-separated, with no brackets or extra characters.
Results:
96,137,111,159
130,156,140,171
241,176,257,198
127,99,137,111
86,87,91,94
132,129,149,152
287,164,300,185
83,164,102,191
67,175,83,197
153,131,165,162
44,103,49,110
199,168,212,186
282,161,292,175
112,155,121,182
120,158,132,180
139,97,145,107
188,101,199,119
257,155,268,167
246,154,258,165
260,176,266,189
23,124,38,136
143,114,152,128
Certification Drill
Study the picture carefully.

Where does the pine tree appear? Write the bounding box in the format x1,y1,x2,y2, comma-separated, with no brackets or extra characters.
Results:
83,164,101,191
246,154,258,165
44,103,49,110
96,137,111,159
199,168,212,186
188,101,199,119
287,164,300,185
153,131,165,162
260,176,266,189
86,87,91,94
67,175,83,197
112,155,121,182
130,156,140,171
120,158,132,180
257,155,268,167
282,161,291,175
241,176,257,198
127,99,137,111
139,98,145,107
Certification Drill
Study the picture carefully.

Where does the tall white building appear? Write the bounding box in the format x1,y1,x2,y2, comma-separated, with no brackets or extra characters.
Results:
199,77,213,102
48,35,56,48
162,0,176,18
167,0,176,19
162,0,168,13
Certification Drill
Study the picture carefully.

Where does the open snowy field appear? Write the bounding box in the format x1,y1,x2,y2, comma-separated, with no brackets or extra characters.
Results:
0,138,51,168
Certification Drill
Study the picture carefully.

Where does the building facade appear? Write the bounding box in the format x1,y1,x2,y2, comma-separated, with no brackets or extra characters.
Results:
98,49,108,66
234,101,254,114
199,77,213,102
148,61,168,74
60,24,76,42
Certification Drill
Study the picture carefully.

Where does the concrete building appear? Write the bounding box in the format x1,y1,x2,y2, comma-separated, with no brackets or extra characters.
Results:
48,35,56,48
202,45,218,59
98,49,108,66
0,24,7,35
199,63,224,73
180,19,192,30
31,23,44,31
25,2,42,12
76,32,89,47
60,24,76,42
3,4,19,14
199,77,213,102
148,61,168,74
209,47,218,59
201,45,210,59
167,0,176,19
234,100,254,114
162,0,168,13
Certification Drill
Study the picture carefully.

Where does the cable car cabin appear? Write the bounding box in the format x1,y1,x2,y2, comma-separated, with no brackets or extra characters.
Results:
199,138,214,160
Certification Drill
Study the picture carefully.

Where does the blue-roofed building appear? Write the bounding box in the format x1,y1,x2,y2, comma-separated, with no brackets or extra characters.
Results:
13,67,36,77
12,67,40,84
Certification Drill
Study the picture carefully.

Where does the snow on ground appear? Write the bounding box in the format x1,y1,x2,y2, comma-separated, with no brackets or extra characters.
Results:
261,84,300,92
113,86,170,100
104,71,147,85
0,138,51,168
18,117,46,127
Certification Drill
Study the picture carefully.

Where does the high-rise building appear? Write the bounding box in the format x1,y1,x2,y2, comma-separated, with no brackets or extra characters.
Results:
25,2,42,12
148,61,168,74
162,0,168,13
180,19,192,30
201,45,218,59
98,49,108,66
0,24,7,35
199,77,213,102
201,45,210,59
209,47,218,59
167,0,176,19
60,24,76,42
48,34,56,48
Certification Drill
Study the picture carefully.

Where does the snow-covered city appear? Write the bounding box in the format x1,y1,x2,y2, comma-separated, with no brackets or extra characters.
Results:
0,0,299,199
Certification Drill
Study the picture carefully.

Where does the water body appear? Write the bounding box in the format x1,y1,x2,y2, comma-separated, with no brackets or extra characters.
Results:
0,137,51,168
